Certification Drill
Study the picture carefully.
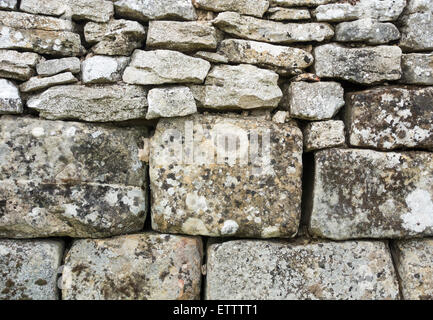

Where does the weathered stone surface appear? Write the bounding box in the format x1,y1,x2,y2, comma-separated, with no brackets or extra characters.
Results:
37,57,81,77
0,116,147,238
193,0,270,18
150,114,303,238
0,79,22,115
304,120,345,152
314,44,402,84
114,0,197,22
82,56,129,84
84,19,146,56
288,81,344,120
392,239,433,300
190,64,282,110
335,18,400,45
146,87,197,120
20,72,78,93
313,0,407,22
0,239,64,300
218,39,314,72
270,0,336,6
147,21,218,52
213,12,334,44
27,84,148,122
309,148,433,240
193,51,228,63
0,50,40,81
62,233,203,300
401,53,433,85
123,50,211,85
0,0,17,10
0,10,74,31
266,7,311,20
206,239,400,300
346,86,433,150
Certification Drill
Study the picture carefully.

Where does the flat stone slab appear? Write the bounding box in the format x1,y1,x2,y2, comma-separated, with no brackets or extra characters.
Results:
0,0,17,10
206,239,400,300
346,86,433,150
401,53,433,85
0,10,75,32
193,0,270,17
150,114,303,238
266,7,311,20
0,50,40,81
0,79,22,114
309,148,433,240
399,2,433,52
36,57,81,77
19,72,78,93
304,120,345,152
0,239,64,300
270,0,337,6
62,233,203,300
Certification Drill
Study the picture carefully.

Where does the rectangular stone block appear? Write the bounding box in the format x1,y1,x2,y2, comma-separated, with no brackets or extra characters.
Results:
0,50,40,81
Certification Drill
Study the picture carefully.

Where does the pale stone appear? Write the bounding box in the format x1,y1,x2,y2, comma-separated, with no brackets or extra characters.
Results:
272,111,289,123
62,233,203,300
401,53,433,85
304,120,345,152
309,148,433,240
0,50,40,81
206,240,400,300
0,240,64,300
270,0,337,7
266,7,311,20
0,10,74,32
0,0,17,10
123,49,211,85
193,51,228,63
37,57,81,77
0,79,22,114
20,72,78,93
82,56,129,84
193,0,270,18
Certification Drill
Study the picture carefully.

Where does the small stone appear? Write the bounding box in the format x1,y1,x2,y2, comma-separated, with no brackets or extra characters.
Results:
346,86,433,150
146,86,197,120
20,72,78,93
213,12,334,44
0,50,40,81
193,0,270,18
37,57,81,77
0,10,75,32
82,56,129,84
272,111,289,123
193,51,228,64
270,0,337,7
62,233,203,300
123,49,211,85
313,44,402,84
0,0,17,10
304,120,345,152
266,7,311,20
206,240,399,299
27,84,148,122
401,53,433,85
309,148,433,240
0,239,64,300
0,79,22,114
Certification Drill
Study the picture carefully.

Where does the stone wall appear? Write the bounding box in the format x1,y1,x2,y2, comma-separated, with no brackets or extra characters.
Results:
0,0,432,300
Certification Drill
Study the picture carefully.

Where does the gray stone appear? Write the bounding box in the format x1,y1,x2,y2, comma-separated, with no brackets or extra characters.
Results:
27,84,148,122
392,239,433,300
272,111,289,123
0,79,22,114
84,19,146,56
0,239,64,300
146,86,197,120
213,12,334,44
335,18,400,45
123,50,211,85
0,50,40,81
270,0,337,7
20,72,78,93
193,51,228,64
150,114,303,238
266,7,311,20
0,116,147,238
0,10,75,32
401,53,433,85
206,240,400,300
346,86,433,150
304,120,345,152
309,148,433,240
62,233,203,300
82,56,129,84
190,64,282,110
114,0,197,22
193,0,270,18
0,0,17,10
147,21,218,52
37,57,81,77
313,44,402,84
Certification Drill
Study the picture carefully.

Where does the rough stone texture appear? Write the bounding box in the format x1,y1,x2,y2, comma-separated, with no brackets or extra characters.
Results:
401,53,433,85
217,39,314,73
147,21,218,52
346,86,433,150
392,239,433,300
62,233,203,300
37,57,81,77
304,120,346,152
84,19,146,56
266,7,311,20
190,64,282,110
0,50,40,81
82,56,129,84
0,79,22,114
0,239,64,300
114,0,197,22
314,44,402,84
335,19,400,45
270,0,336,6
0,10,75,32
213,12,334,44
194,51,228,64
0,116,147,238
19,72,78,93
27,84,148,122
146,86,197,120
150,114,303,238
313,0,407,22
288,81,345,120
193,0,270,18
0,0,17,10
309,148,433,240
206,239,400,300
123,49,211,85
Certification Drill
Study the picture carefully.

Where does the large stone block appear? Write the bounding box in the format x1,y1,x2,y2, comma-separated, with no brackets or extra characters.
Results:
194,0,270,17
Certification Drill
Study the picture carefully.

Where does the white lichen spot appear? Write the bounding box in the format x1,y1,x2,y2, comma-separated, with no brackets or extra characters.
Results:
121,189,145,215
185,192,208,212
92,131,103,138
261,226,280,238
31,127,45,137
402,189,433,233
65,126,76,137
221,220,239,235
104,190,119,206
182,218,212,236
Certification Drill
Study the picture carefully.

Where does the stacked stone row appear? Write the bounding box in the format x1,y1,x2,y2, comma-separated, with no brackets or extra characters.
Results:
0,0,432,300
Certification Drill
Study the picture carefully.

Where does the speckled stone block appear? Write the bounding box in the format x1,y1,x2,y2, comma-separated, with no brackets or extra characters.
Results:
303,120,345,152
206,239,400,300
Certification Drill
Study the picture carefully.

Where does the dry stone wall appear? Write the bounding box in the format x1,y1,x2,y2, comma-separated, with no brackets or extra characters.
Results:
0,0,432,300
